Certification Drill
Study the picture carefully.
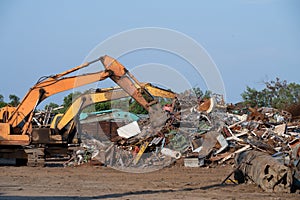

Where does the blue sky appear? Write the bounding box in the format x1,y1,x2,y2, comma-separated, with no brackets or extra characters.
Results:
0,0,299,107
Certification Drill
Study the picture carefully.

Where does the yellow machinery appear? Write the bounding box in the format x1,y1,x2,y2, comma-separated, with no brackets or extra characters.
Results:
54,82,176,133
0,55,174,166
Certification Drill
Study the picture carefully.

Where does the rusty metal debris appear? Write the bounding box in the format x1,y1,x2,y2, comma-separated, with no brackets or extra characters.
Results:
235,150,292,193
61,92,300,192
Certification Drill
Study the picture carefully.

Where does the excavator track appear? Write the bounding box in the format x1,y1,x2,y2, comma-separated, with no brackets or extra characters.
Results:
25,148,45,167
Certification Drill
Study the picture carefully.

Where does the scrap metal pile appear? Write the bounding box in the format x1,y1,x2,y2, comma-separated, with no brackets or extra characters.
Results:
66,91,300,192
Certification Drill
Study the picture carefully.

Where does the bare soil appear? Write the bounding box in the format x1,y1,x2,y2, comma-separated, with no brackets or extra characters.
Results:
0,162,299,200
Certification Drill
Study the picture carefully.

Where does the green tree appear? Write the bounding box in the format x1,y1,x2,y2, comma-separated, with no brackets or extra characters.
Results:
193,87,203,99
82,99,128,113
60,92,82,113
241,78,300,109
0,94,7,108
95,101,111,111
44,102,61,114
241,87,269,108
9,94,20,107
129,100,148,114
192,87,211,100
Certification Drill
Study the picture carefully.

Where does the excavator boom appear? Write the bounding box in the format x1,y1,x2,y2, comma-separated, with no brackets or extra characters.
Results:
56,83,176,131
5,56,130,135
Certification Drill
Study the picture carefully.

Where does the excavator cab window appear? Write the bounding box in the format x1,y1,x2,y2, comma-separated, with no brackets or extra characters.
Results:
1,111,9,123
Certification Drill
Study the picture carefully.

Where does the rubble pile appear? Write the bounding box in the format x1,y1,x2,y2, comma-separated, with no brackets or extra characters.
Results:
66,93,300,192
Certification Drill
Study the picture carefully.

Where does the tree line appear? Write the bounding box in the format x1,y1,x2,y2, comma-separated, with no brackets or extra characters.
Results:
1,78,299,115
0,94,20,108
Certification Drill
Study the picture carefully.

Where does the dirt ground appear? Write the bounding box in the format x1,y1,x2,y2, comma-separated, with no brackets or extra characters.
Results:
0,162,299,200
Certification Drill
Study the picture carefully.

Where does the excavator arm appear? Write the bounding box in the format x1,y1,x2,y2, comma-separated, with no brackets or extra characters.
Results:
55,83,176,131
139,83,176,99
6,56,129,135
100,56,169,127
11,70,111,133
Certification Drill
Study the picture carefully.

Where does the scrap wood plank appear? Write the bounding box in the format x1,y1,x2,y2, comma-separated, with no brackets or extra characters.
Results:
133,142,149,165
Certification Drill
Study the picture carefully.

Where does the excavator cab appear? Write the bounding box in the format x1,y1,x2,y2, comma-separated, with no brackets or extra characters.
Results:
0,105,16,123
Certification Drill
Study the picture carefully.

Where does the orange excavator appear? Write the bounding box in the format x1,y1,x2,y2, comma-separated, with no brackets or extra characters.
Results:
0,55,169,166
